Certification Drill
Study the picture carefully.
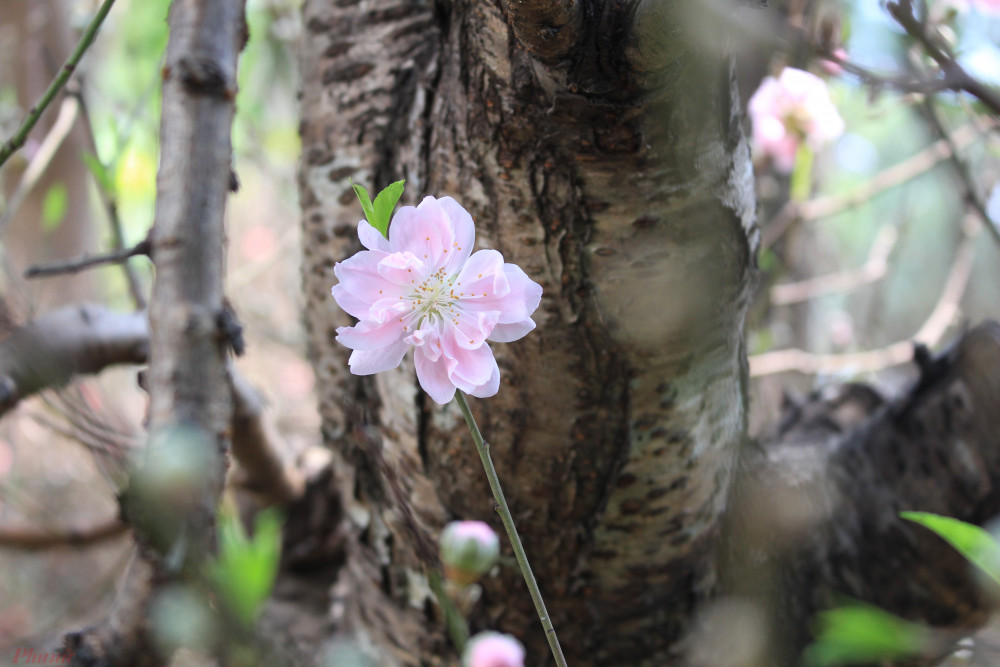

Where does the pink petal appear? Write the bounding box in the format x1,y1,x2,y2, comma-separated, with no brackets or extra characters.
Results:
436,196,476,272
377,251,427,286
448,308,500,350
336,318,407,351
465,354,500,399
348,339,409,375
388,197,455,269
464,263,542,325
455,250,509,300
333,251,401,318
443,337,497,388
488,319,535,343
415,346,458,404
358,219,391,252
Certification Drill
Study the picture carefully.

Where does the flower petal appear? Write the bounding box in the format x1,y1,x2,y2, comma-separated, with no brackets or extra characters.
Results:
336,318,407,351
455,250,509,300
415,346,458,404
333,251,401,318
376,251,426,287
447,308,500,350
488,318,535,343
436,196,476,272
358,219,391,252
443,338,497,388
462,262,542,324
466,355,500,399
388,197,455,269
347,338,409,375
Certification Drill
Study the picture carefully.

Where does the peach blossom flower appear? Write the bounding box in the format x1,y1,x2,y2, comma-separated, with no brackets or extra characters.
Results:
332,196,542,404
748,67,844,173
463,632,525,667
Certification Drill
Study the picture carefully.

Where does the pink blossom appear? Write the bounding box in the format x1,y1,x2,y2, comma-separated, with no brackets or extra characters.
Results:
748,67,844,173
463,632,525,667
331,196,542,404
820,48,848,76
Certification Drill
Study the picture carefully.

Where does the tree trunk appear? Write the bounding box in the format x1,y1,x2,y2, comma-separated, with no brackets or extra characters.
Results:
295,2,1000,666
298,1,754,664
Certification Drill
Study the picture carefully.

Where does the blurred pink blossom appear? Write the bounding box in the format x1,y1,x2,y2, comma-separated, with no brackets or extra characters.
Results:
748,67,845,173
820,48,848,76
944,0,1000,13
331,196,542,404
463,632,525,667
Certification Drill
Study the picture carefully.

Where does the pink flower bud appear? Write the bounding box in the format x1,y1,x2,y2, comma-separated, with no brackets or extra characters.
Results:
462,632,525,667
440,520,500,585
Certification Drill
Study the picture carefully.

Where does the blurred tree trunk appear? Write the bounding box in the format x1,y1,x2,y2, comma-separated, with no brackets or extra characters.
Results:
293,1,1000,666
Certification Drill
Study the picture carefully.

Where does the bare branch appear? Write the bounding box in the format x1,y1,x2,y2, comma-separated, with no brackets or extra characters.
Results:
0,518,128,551
500,0,582,63
751,223,977,376
25,239,151,279
0,304,148,416
770,226,898,305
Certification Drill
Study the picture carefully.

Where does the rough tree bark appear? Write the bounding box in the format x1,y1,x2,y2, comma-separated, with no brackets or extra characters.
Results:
294,2,1000,667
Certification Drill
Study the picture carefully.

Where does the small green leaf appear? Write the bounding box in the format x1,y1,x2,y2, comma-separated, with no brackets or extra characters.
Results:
351,181,375,228
42,182,68,232
81,152,116,195
803,602,930,667
208,508,284,628
371,179,405,238
790,144,814,202
901,511,1000,586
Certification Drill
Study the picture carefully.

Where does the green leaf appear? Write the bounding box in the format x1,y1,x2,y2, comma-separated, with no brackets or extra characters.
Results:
351,181,375,228
371,180,405,238
802,602,929,667
901,511,1000,586
207,508,284,628
790,144,814,202
42,182,68,232
350,180,405,239
81,152,116,196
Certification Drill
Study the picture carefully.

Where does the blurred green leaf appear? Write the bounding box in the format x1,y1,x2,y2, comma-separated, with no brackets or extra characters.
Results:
42,182,68,232
81,152,115,195
901,511,1000,586
790,144,814,203
351,181,376,229
208,507,284,628
803,602,929,667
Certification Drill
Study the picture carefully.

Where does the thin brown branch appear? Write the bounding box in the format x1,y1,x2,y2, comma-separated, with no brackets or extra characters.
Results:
24,239,150,279
0,518,128,551
0,95,80,236
751,223,977,376
500,0,582,63
887,0,1000,116
770,226,898,305
0,304,148,417
762,122,986,250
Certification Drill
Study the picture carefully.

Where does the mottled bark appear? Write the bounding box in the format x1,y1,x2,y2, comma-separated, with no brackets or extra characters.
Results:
298,1,754,664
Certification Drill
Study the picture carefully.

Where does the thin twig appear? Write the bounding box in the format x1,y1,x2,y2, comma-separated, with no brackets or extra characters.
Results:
0,95,80,236
762,122,986,250
920,98,1000,247
24,239,150,279
770,226,898,305
0,0,117,168
0,518,129,551
751,221,978,377
887,0,1000,116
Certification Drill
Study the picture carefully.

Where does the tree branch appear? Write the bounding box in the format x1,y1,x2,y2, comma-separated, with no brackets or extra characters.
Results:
0,518,128,551
24,239,151,279
0,0,116,169
0,304,148,416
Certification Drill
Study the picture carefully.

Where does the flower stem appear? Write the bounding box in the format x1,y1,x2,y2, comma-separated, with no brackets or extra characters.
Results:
429,569,469,652
454,391,567,667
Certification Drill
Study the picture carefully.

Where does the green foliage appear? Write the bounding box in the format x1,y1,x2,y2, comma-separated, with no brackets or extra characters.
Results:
901,511,1000,586
207,507,284,629
802,602,930,667
352,180,405,238
42,182,68,232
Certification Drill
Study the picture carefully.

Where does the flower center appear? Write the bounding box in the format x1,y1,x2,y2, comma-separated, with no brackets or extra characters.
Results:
407,266,460,328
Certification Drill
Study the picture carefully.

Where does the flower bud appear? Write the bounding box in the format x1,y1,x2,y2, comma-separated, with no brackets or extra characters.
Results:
440,521,499,585
462,632,524,667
